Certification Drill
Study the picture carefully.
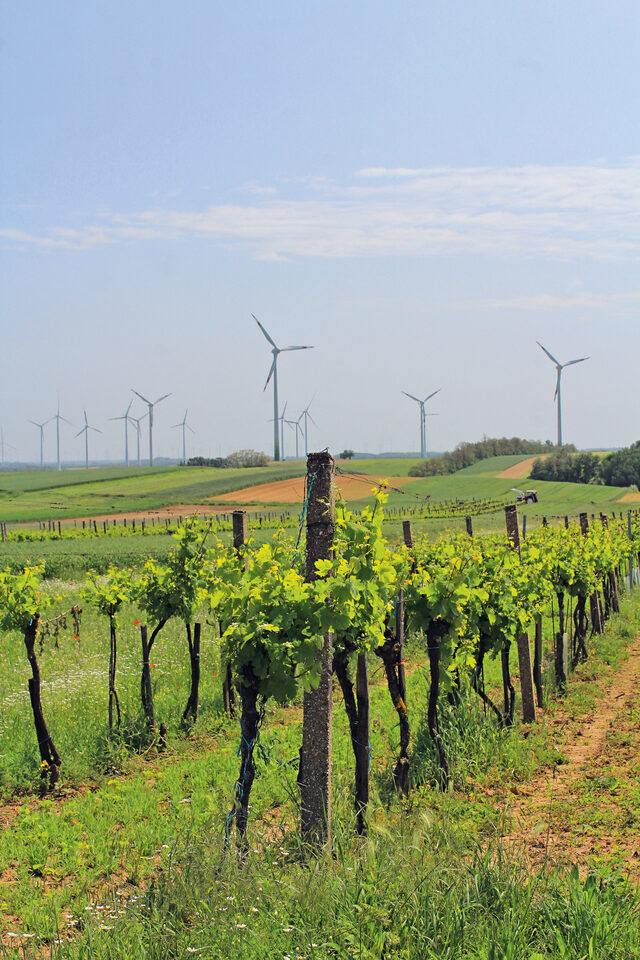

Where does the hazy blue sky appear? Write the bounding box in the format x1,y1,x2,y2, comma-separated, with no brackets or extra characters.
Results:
1,1,638,464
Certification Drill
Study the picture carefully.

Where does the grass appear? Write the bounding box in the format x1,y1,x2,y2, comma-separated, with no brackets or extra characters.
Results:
1,575,640,953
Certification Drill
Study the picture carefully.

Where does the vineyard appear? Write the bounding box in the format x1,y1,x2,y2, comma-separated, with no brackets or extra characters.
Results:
1,460,640,957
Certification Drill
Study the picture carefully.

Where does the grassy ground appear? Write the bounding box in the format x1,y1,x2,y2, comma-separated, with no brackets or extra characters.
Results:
1,575,640,955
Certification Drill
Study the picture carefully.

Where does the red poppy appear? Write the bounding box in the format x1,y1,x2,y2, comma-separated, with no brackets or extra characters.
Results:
150,663,156,668
134,620,140,625
73,635,79,640
213,673,218,678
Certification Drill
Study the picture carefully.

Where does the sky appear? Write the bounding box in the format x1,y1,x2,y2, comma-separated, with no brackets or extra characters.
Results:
1,1,639,465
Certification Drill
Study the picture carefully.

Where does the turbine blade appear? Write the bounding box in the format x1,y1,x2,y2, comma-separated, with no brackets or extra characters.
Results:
309,414,318,427
402,391,421,403
154,393,171,404
187,425,195,434
536,341,561,366
264,357,276,391
75,427,86,438
280,345,313,351
563,356,589,367
125,399,133,417
108,415,125,421
423,388,441,403
252,314,278,348
132,389,151,405
89,426,102,433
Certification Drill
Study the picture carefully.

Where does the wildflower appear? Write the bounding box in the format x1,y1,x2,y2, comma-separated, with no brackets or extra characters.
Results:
73,635,79,640
134,620,140,625
150,663,156,668
236,923,246,929
212,673,218,678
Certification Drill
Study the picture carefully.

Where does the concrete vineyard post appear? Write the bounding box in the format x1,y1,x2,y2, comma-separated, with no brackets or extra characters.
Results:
516,632,537,723
533,617,544,708
300,452,335,848
505,504,536,722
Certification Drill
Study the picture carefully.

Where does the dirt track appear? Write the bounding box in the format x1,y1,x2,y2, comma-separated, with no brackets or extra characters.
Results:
212,474,415,505
500,633,640,874
497,455,545,480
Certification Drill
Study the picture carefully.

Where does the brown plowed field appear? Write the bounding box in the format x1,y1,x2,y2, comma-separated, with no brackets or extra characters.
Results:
212,474,415,505
497,455,545,479
619,491,640,502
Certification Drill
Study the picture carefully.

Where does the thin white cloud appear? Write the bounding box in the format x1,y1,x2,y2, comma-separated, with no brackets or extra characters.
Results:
2,160,639,262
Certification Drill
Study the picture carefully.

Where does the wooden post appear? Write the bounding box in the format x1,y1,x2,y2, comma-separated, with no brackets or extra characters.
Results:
517,632,537,723
465,515,473,537
542,516,548,527
300,452,335,848
354,652,370,834
564,516,569,529
522,514,527,541
396,590,406,706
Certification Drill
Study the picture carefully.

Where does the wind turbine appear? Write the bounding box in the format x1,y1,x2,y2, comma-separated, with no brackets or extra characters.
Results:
269,402,289,460
536,342,589,447
130,412,148,467
132,390,170,466
51,400,71,471
253,314,313,461
76,409,102,470
402,389,441,458
172,409,194,462
109,400,133,467
297,399,318,457
29,418,52,467
0,428,16,465
284,416,303,459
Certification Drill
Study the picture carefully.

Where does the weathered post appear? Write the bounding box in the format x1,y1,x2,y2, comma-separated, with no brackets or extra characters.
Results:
300,452,335,848
505,505,536,722
628,511,635,591
465,515,473,537
581,512,602,635
402,520,413,549
564,516,569,529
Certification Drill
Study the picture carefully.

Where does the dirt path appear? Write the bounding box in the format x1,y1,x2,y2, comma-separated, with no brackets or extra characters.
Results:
500,633,640,874
213,474,415,505
497,455,546,480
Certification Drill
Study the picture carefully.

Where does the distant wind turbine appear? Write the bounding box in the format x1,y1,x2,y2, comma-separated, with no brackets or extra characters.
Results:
269,402,289,461
109,400,133,467
29,418,52,467
536,342,589,447
402,389,441,458
130,412,148,467
298,399,318,458
0,428,16,465
253,314,313,461
172,409,194,462
284,416,303,459
132,390,170,466
51,400,71,471
76,409,102,470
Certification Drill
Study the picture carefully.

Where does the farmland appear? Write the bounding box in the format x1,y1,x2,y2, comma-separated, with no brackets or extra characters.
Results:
1,458,640,957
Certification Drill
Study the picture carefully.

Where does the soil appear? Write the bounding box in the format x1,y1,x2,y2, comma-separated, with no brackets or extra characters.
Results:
499,633,640,876
618,491,640,503
497,455,546,480
212,474,416,505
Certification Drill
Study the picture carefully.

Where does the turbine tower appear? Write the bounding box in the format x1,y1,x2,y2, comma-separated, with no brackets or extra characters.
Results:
284,416,303,459
132,390,170,466
0,428,16,465
172,409,194,462
269,402,289,460
298,399,317,457
130,412,148,467
76,409,102,470
109,400,133,467
51,400,71,471
402,389,441,458
29,418,51,467
536,342,589,447
253,314,313,461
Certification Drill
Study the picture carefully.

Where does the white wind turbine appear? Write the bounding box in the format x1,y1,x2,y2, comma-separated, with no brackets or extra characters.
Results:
297,399,318,458
132,390,170,466
0,428,16,465
172,409,195,462
76,409,102,470
130,412,148,467
51,399,71,471
402,389,441,458
29,418,52,467
109,400,133,467
253,314,313,461
536,342,589,447
284,416,303,459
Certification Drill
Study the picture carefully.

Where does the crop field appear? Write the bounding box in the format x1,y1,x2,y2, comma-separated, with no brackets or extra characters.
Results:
1,463,640,958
